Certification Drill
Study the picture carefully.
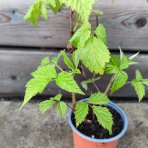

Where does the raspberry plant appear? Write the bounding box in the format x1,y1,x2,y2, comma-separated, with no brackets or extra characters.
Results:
21,0,148,135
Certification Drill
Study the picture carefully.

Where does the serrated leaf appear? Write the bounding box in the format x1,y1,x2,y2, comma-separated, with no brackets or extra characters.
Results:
24,0,48,26
81,77,100,90
132,80,145,102
88,92,110,105
55,71,85,94
40,56,50,66
20,65,57,109
75,102,88,127
40,1,48,19
72,49,81,68
57,101,67,117
70,23,91,49
80,36,110,74
105,55,120,74
111,71,128,94
51,52,62,65
61,50,75,70
96,24,107,45
61,0,95,23
46,0,63,14
92,106,113,134
119,47,129,70
39,94,62,113
32,65,57,79
135,70,143,81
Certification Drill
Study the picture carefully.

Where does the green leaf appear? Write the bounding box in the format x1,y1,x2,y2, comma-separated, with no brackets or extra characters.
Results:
61,50,75,70
81,77,100,90
24,0,48,26
72,49,81,68
135,70,143,81
40,1,48,19
20,65,57,109
96,24,107,45
51,52,62,65
105,55,120,74
88,92,110,105
61,0,95,23
106,49,138,75
129,52,139,60
57,101,67,117
119,47,129,70
40,56,50,66
46,0,64,14
111,71,128,94
32,65,57,79
70,23,91,49
80,36,110,74
39,94,62,113
55,71,85,94
92,106,113,134
131,70,148,101
132,80,145,102
75,102,88,127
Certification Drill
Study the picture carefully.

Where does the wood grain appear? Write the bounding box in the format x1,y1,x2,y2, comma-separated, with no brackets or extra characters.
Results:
0,0,148,50
0,48,148,99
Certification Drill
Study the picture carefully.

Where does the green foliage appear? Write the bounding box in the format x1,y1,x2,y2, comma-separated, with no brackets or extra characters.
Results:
111,71,128,94
80,36,110,74
96,24,107,45
88,92,110,105
81,77,100,90
60,0,95,23
24,0,48,26
39,94,62,113
75,102,88,127
40,56,50,66
61,50,75,70
105,49,139,94
57,101,67,117
92,106,113,135
55,71,85,94
46,0,63,14
20,65,57,109
72,50,81,68
70,23,91,49
132,70,148,101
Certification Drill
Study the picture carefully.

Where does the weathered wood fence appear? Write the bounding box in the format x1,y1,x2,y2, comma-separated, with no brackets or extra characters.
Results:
0,0,148,98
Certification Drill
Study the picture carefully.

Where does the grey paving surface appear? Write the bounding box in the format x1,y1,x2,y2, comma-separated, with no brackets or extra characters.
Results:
0,101,148,148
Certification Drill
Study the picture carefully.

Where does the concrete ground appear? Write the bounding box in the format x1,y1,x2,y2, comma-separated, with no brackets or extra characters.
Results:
0,100,148,148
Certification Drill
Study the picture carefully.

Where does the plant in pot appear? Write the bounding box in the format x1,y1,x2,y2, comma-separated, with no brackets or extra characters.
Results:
20,0,148,148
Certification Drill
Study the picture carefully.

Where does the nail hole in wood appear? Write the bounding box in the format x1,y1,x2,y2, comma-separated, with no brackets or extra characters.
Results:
12,10,16,14
10,75,17,80
135,17,147,28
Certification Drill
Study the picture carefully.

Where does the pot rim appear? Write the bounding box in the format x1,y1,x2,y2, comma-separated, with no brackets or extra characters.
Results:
68,98,128,143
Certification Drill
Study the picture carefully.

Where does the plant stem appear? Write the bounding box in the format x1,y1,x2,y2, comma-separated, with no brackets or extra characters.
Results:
92,72,99,92
56,65,63,71
72,92,76,109
104,74,116,95
69,9,76,109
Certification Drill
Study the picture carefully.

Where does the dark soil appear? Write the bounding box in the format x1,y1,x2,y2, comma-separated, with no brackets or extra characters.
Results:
72,106,123,139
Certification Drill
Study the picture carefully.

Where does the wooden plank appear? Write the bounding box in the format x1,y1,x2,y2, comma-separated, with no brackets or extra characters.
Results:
0,48,148,99
0,0,148,50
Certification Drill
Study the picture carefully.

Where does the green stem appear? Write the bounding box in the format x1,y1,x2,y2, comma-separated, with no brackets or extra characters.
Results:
72,93,76,109
104,74,116,95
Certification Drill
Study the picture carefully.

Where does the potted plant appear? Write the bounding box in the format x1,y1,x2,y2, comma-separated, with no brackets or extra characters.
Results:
20,0,148,148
